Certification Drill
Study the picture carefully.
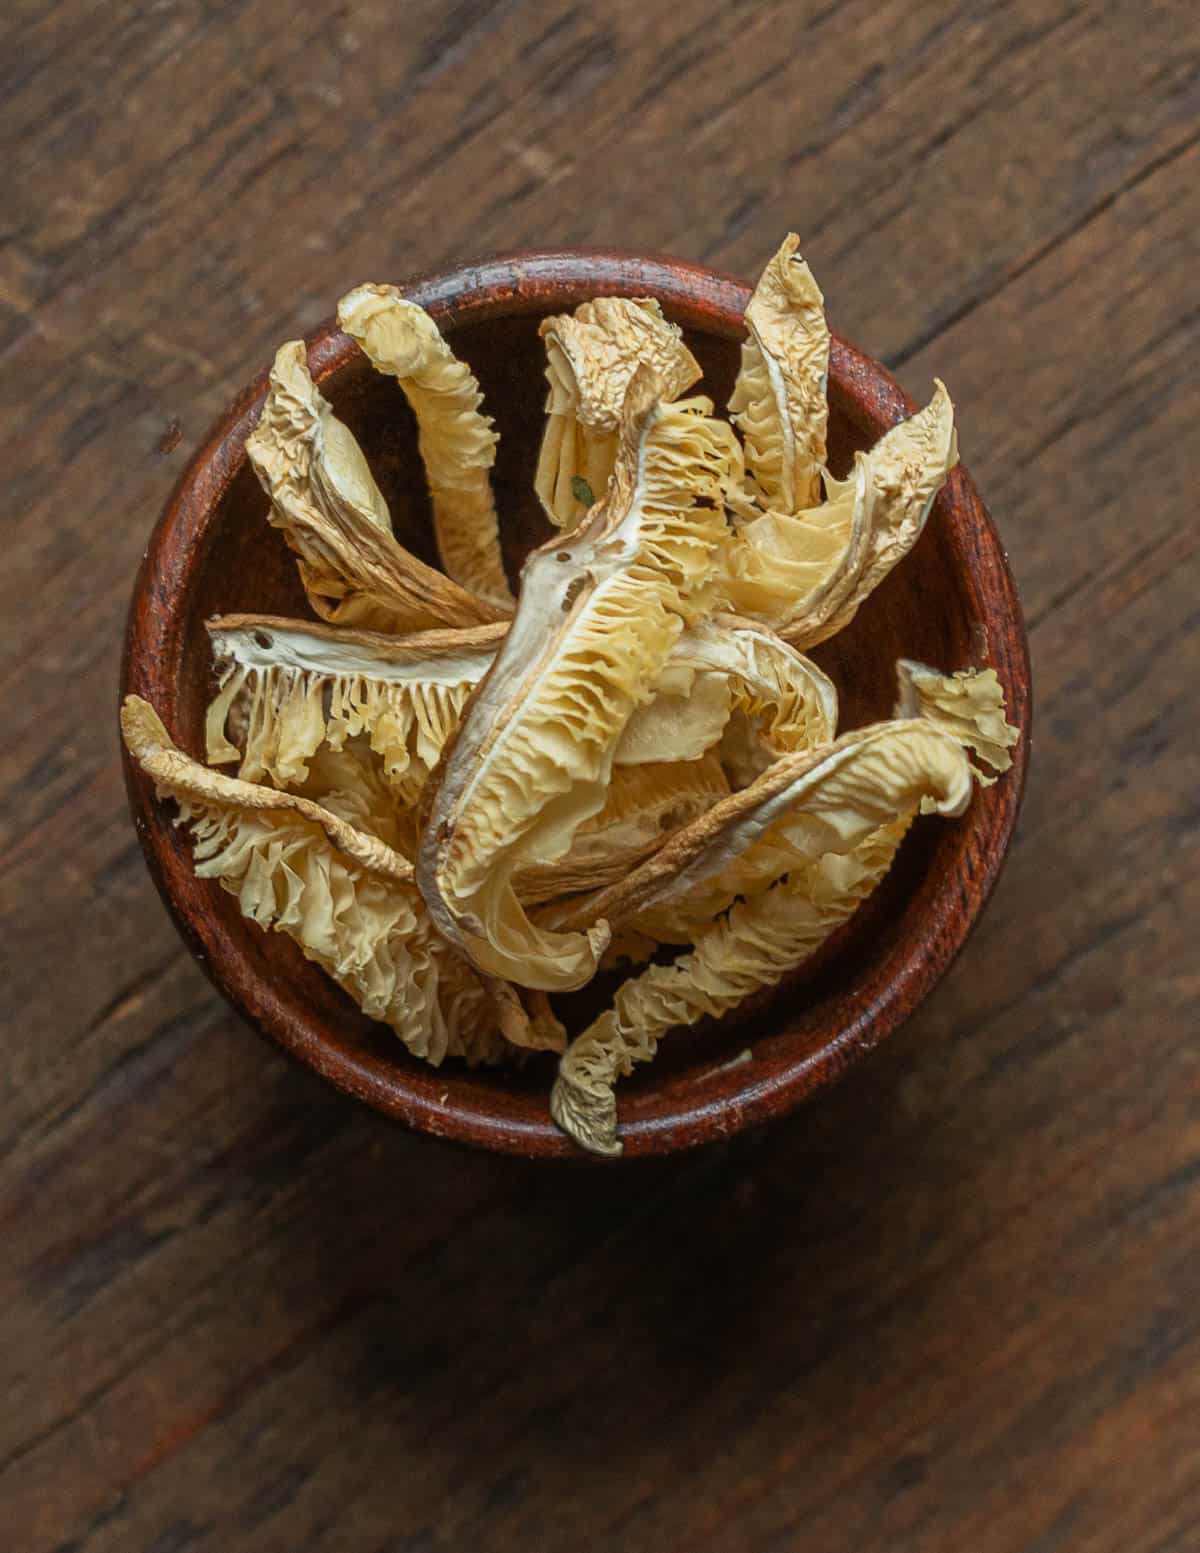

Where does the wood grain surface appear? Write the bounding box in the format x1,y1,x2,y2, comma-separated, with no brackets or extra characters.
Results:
1,1,1197,1548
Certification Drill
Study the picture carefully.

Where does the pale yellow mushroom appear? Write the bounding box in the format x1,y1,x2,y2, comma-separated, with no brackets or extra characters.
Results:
205,614,507,802
895,659,1018,785
417,368,741,993
337,285,513,609
535,297,702,528
121,696,527,1063
552,818,910,1155
246,342,506,632
718,382,958,648
729,233,830,515
547,718,975,946
515,752,730,907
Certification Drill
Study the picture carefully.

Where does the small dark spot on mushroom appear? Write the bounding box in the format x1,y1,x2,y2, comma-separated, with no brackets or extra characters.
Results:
562,576,587,613
556,551,572,562
253,630,274,650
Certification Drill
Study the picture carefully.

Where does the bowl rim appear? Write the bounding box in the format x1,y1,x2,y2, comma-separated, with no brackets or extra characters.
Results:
121,247,1031,1160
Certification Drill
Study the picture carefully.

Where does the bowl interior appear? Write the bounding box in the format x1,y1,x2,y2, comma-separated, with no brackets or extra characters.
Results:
126,254,1028,1158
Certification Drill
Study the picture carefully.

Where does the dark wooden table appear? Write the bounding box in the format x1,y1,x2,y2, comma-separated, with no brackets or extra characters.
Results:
3,3,1197,1549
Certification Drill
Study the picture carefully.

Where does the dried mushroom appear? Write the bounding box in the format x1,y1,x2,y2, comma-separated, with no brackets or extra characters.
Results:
417,368,740,992
728,233,829,515
615,614,837,771
515,752,730,906
338,285,513,609
536,297,702,528
121,696,521,1064
895,659,1018,785
247,342,505,632
122,237,1020,1155
548,717,974,945
552,818,910,1155
615,656,734,766
205,613,506,802
206,611,800,795
719,382,958,646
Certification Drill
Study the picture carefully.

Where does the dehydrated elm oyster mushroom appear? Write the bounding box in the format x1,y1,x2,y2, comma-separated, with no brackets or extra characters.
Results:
338,285,513,609
718,381,958,647
535,296,702,529
728,232,829,515
247,342,507,632
417,368,740,993
122,696,519,1065
552,818,910,1156
205,613,506,801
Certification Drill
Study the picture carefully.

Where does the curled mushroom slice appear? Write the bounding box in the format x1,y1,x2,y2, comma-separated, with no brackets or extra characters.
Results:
552,818,910,1155
418,368,740,993
291,738,409,838
615,616,837,770
205,614,507,802
895,659,1019,785
338,285,513,608
615,657,734,766
698,616,839,784
535,297,702,529
719,381,958,648
127,694,414,882
516,751,730,906
205,608,826,811
729,233,830,515
247,342,506,633
683,618,838,754
121,696,518,1065
549,719,974,945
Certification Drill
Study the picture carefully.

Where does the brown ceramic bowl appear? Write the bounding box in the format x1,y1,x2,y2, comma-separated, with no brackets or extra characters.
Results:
121,250,1031,1160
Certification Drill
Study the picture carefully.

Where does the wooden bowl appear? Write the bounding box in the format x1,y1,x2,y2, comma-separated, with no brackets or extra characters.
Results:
121,250,1031,1160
